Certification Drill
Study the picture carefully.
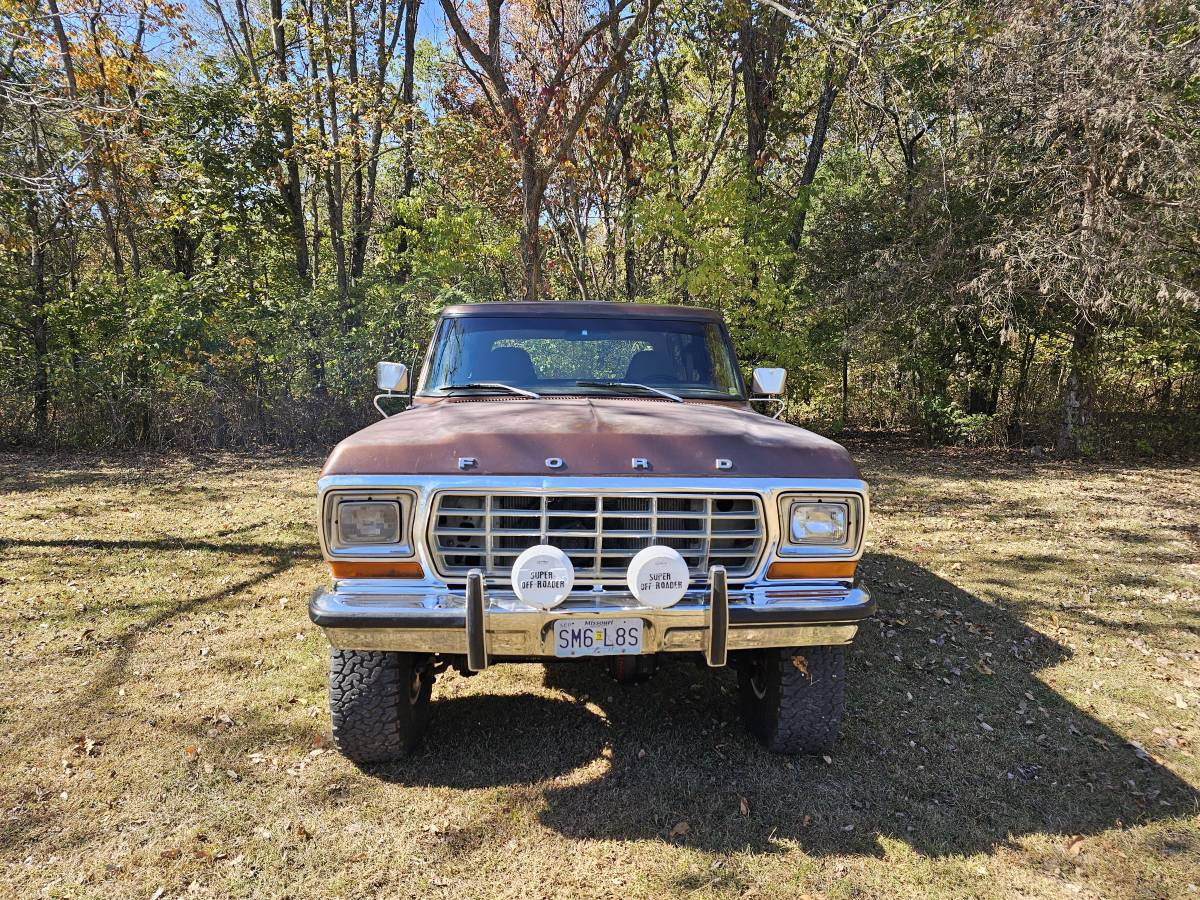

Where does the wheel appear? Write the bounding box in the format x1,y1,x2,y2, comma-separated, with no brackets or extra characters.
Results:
737,645,846,755
607,654,658,684
329,649,433,762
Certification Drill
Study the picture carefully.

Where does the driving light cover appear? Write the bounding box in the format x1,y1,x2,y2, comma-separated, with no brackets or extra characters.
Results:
627,545,690,608
512,544,575,610
789,501,849,545
337,500,402,545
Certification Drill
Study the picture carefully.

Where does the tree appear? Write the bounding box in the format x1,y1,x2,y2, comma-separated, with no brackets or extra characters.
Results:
964,0,1200,453
438,0,658,300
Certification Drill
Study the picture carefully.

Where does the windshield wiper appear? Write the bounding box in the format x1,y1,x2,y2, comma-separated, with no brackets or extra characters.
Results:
574,380,684,403
443,382,541,399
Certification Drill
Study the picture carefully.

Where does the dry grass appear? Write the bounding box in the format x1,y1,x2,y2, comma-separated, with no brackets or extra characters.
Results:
1,445,1198,899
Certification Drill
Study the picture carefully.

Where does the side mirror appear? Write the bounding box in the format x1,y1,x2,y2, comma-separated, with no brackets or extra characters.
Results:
752,367,786,395
376,361,409,394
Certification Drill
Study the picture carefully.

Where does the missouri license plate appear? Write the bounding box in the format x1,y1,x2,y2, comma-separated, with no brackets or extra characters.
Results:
553,617,643,657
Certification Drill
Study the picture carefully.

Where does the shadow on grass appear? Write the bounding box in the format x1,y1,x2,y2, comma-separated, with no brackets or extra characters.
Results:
0,536,317,559
0,534,314,810
368,552,1198,858
369,694,608,790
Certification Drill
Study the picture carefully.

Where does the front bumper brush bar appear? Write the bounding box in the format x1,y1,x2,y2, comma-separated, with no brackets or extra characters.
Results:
310,577,873,660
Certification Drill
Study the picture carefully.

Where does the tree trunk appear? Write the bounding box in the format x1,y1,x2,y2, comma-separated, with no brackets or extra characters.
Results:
171,226,197,278
788,50,839,250
618,139,637,301
1057,318,1097,455
739,16,766,191
270,0,310,283
1007,331,1038,446
623,210,637,302
25,193,51,439
520,155,545,301
401,0,420,198
840,345,849,424
346,0,368,281
319,0,349,299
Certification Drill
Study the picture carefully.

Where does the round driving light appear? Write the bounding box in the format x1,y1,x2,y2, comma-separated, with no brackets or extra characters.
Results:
627,546,690,608
511,544,575,610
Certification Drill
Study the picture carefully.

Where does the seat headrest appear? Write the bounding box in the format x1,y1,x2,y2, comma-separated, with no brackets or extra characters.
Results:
624,350,672,384
476,346,536,383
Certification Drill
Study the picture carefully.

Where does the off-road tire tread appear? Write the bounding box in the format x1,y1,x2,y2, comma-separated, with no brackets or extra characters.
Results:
329,649,429,762
739,645,846,755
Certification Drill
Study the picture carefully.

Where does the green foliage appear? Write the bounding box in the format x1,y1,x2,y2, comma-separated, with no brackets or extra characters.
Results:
918,398,995,447
1,0,1196,452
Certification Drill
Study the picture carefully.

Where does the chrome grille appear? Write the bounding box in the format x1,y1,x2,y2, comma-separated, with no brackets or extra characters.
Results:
430,492,765,582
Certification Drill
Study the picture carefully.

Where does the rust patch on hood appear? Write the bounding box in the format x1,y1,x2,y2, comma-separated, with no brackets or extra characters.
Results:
321,398,860,479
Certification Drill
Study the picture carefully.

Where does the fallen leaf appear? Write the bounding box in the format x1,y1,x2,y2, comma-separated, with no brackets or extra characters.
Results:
1128,740,1153,763
160,848,181,860
822,755,832,765
184,745,199,761
791,655,809,676
72,736,102,757
975,659,994,676
669,821,690,839
738,796,750,816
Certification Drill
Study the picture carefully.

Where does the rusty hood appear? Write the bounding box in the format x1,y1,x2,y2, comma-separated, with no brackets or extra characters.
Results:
322,398,860,480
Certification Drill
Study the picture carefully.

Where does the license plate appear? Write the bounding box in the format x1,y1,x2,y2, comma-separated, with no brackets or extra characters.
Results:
553,617,643,657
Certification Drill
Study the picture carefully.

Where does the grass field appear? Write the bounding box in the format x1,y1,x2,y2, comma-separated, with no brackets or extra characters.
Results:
1,445,1198,899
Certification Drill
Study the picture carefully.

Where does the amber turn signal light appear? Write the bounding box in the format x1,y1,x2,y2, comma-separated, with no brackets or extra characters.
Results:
765,561,856,580
329,561,424,579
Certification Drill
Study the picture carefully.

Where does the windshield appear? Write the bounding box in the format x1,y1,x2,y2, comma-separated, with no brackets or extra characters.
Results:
422,315,743,399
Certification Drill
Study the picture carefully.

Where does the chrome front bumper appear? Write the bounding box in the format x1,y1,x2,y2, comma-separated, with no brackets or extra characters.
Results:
310,575,873,667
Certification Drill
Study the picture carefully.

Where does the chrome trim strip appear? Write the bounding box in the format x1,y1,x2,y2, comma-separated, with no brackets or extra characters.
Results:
318,475,870,493
775,491,865,559
319,488,417,560
323,624,859,653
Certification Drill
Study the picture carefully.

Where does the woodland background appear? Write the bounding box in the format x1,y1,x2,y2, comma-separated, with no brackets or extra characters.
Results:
1,0,1197,454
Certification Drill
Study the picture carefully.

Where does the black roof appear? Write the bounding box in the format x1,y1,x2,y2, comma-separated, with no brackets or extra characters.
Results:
440,301,722,321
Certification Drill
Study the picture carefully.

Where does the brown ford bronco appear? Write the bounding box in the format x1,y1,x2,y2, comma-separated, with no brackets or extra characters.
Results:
310,302,872,760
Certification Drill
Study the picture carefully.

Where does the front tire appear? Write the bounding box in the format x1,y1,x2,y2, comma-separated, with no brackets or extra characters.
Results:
737,645,846,755
329,649,432,763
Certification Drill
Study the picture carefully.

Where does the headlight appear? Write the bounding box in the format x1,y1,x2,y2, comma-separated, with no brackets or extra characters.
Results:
337,500,402,544
788,501,848,545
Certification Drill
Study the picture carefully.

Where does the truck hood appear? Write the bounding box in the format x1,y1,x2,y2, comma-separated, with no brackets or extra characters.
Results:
322,398,860,480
